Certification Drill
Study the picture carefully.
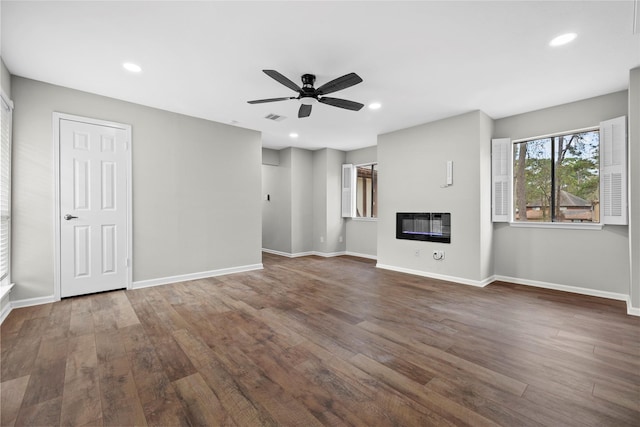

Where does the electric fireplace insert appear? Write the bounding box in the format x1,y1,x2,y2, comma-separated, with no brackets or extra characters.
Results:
396,212,451,243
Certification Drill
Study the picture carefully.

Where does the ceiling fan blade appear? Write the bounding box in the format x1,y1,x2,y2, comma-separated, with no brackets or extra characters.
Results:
247,97,295,104
316,73,363,95
298,104,312,118
318,97,364,111
263,70,301,93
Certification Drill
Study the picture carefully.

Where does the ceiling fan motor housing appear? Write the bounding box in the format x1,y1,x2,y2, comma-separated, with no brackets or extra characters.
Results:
300,74,318,103
301,74,316,88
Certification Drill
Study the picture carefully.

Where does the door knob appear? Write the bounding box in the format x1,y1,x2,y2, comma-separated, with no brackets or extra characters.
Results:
64,214,78,220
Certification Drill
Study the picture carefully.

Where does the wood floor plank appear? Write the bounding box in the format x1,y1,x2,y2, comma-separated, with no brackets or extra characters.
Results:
358,319,528,396
2,253,638,426
173,372,236,426
592,381,640,412
0,334,41,382
349,353,499,427
0,374,30,426
296,341,458,427
14,396,62,426
198,359,279,426
60,334,102,427
424,376,548,427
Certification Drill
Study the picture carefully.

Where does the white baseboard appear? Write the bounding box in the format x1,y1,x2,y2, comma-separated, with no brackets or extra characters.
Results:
0,306,11,324
627,304,640,316
376,263,491,287
494,275,638,317
11,294,57,309
132,263,264,289
345,251,378,260
1,290,57,325
262,248,348,258
0,299,12,324
313,251,347,258
262,248,303,258
493,275,629,301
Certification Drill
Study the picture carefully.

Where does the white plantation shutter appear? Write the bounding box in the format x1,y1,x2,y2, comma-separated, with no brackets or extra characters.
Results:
492,138,512,222
0,92,13,285
341,164,356,218
600,116,627,225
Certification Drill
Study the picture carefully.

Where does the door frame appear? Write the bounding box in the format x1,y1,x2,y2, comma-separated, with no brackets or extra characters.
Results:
53,112,132,301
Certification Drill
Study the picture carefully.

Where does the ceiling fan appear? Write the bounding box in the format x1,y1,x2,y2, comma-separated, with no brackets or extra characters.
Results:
248,70,364,118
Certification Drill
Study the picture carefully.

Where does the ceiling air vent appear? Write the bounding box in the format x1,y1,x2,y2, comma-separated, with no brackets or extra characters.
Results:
264,113,286,122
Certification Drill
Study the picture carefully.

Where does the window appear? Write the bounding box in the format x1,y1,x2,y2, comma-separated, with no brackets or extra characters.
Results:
355,163,377,218
492,116,627,226
513,130,600,223
0,92,12,287
341,162,378,219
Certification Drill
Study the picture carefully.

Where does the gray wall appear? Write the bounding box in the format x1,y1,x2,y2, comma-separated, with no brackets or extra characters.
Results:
325,149,347,254
629,68,640,310
377,111,492,283
262,149,291,253
493,91,630,295
345,145,377,257
290,147,314,254
312,149,327,253
11,77,262,301
262,147,279,166
262,147,346,256
312,148,346,254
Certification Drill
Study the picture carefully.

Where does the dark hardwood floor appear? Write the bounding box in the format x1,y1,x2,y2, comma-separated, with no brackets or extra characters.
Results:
1,253,639,426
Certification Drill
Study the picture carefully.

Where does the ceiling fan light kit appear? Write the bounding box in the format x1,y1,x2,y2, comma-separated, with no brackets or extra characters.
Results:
248,70,364,118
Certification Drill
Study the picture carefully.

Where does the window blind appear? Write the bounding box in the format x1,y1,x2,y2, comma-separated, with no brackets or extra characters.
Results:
0,93,13,285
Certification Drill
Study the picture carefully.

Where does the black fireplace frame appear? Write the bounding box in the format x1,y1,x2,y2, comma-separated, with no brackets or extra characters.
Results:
396,212,451,243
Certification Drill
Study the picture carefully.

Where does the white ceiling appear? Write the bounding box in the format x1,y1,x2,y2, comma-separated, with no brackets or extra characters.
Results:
2,1,639,151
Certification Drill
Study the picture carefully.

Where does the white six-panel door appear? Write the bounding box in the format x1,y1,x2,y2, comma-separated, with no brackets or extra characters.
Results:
58,117,130,298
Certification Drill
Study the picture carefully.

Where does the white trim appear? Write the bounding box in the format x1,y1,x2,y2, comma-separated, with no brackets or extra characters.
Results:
262,248,309,258
132,263,263,290
0,89,13,110
494,274,631,302
509,221,603,230
262,248,355,259
0,302,11,324
345,251,378,260
53,113,133,301
313,251,347,258
349,217,378,222
10,294,57,309
376,263,492,287
372,265,637,316
0,282,14,301
511,125,599,144
0,283,14,324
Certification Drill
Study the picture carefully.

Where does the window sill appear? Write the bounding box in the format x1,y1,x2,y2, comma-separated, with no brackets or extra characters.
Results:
350,217,378,222
0,283,14,301
509,221,603,231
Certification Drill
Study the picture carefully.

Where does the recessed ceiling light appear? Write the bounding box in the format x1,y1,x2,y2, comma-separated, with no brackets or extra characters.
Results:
369,102,382,110
289,132,299,138
122,62,142,73
549,33,577,47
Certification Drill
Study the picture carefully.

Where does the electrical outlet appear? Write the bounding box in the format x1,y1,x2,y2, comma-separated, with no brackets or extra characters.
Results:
433,250,445,260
